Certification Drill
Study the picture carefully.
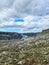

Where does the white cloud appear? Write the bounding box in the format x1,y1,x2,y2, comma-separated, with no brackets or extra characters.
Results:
0,15,49,33
0,0,49,19
0,0,49,32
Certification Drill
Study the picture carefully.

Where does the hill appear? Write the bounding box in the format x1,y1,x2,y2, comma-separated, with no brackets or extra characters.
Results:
0,32,22,40
0,29,49,65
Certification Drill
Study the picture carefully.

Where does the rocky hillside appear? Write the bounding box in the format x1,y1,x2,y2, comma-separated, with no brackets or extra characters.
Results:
0,29,49,65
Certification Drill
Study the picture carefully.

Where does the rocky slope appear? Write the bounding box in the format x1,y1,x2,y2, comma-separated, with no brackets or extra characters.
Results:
0,29,49,65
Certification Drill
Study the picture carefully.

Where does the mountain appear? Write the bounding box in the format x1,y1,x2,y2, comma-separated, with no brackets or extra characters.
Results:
22,33,38,37
0,29,49,40
0,29,49,65
0,32,22,40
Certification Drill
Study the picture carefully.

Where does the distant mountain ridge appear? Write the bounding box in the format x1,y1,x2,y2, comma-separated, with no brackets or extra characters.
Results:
0,29,49,40
22,33,38,37
0,32,22,40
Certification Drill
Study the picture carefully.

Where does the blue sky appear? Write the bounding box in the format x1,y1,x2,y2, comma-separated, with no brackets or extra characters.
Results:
0,0,49,33
14,19,24,22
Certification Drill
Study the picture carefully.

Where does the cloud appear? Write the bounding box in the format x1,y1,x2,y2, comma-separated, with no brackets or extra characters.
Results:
0,0,49,32
0,0,49,19
0,15,49,33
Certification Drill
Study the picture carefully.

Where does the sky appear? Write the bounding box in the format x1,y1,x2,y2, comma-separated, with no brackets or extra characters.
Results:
0,0,49,33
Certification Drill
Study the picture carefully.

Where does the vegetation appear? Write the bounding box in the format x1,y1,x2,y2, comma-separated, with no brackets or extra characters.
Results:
0,30,49,65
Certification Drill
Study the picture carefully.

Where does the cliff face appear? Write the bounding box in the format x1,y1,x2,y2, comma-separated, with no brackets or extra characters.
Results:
0,32,22,40
42,29,49,34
